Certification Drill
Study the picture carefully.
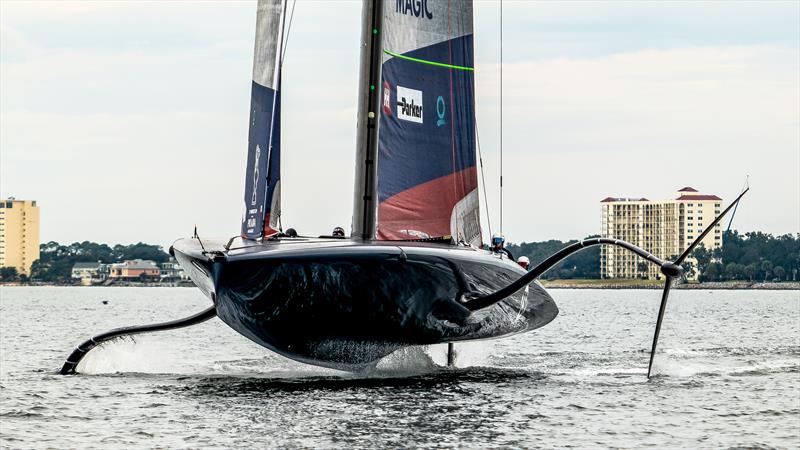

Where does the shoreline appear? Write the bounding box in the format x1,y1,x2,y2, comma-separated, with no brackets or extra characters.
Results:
0,281,196,288
1,281,798,290
540,280,800,290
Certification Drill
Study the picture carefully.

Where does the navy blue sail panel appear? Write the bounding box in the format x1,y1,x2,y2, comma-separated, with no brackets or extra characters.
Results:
376,0,481,246
242,82,281,238
241,0,284,239
378,36,475,202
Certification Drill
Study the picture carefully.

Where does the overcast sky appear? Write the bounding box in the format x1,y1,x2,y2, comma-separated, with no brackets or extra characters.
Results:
1,1,798,249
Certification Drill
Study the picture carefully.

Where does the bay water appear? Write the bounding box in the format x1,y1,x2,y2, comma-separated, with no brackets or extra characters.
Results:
1,287,798,448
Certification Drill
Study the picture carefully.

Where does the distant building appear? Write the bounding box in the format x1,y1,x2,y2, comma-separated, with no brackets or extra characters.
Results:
108,259,160,281
600,187,723,279
0,197,40,276
159,257,187,282
71,261,110,286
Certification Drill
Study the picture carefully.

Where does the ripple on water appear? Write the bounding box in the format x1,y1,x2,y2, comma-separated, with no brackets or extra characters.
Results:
0,287,798,448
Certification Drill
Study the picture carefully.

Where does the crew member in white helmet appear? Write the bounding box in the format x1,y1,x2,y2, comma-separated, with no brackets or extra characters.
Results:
517,255,530,270
490,233,513,259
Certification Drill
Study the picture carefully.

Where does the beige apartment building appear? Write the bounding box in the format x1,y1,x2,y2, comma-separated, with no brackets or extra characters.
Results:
600,187,723,279
0,197,40,276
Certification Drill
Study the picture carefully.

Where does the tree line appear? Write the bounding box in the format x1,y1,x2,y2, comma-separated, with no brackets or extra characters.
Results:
507,231,799,282
506,235,601,280
1,231,797,283
691,231,799,282
0,241,170,282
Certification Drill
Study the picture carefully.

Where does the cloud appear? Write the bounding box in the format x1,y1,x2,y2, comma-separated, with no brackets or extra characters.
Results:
472,45,799,240
1,2,798,247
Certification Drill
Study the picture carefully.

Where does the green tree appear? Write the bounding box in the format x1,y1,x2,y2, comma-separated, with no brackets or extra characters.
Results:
681,260,695,282
744,263,757,281
114,243,169,264
692,244,713,276
0,267,19,281
636,261,649,279
773,266,786,281
28,240,169,281
703,262,724,282
507,235,601,280
724,262,744,280
760,260,773,282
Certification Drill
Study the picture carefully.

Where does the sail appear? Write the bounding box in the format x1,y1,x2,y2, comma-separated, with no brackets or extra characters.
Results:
375,0,481,246
241,0,285,239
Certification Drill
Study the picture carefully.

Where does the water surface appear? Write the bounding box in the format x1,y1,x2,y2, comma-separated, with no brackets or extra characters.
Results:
1,287,798,448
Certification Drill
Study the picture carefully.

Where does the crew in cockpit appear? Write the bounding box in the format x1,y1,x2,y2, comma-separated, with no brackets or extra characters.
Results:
491,233,514,260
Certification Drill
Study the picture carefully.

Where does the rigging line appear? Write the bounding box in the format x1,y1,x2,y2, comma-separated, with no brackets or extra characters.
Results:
446,0,461,243
280,0,297,63
476,127,493,238
499,0,504,237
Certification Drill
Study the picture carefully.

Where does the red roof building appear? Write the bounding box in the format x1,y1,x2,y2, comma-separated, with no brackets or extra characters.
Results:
600,187,724,280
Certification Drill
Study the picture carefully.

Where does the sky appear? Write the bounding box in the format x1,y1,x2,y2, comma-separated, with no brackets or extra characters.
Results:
1,0,798,250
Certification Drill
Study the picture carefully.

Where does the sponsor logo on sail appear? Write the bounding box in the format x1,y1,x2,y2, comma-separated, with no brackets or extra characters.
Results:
396,86,423,123
383,81,392,116
396,0,432,19
250,144,261,206
436,95,446,127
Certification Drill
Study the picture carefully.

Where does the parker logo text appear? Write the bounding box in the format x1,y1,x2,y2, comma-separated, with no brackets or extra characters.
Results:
396,86,423,123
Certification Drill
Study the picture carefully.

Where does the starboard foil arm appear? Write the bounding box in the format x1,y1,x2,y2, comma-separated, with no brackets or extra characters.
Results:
59,306,217,375
461,184,750,378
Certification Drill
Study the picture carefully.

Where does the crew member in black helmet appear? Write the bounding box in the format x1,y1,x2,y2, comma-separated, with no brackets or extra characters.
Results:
332,227,346,238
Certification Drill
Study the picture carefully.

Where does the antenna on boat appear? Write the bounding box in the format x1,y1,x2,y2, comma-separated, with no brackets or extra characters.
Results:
193,225,207,253
726,175,749,233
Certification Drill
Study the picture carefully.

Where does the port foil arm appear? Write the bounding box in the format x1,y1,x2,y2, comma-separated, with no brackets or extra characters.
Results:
59,305,217,375
460,238,672,311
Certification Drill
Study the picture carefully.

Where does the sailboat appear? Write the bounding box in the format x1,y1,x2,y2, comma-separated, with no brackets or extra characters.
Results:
60,0,747,377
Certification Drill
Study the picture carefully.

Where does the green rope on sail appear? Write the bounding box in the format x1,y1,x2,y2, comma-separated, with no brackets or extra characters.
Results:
383,49,474,71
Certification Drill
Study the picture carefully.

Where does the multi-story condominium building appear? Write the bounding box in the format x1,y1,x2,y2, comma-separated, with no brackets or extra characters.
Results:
600,187,723,279
0,197,40,276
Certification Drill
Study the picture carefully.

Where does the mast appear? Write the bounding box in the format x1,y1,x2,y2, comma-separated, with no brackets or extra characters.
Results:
351,0,384,240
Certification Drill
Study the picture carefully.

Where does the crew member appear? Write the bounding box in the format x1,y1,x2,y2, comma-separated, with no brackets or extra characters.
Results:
517,256,530,270
490,233,514,260
332,227,345,238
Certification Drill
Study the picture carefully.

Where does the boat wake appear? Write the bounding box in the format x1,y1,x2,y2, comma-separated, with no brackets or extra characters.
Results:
74,335,500,381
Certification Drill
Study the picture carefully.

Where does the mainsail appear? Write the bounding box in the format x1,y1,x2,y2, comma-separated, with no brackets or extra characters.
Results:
241,0,286,239
374,0,481,245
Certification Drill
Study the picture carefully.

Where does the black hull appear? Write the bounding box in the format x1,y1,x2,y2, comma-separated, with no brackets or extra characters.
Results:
172,237,558,370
